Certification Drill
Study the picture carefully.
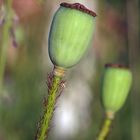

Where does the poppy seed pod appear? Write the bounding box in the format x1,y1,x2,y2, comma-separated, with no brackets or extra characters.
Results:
102,64,132,116
48,3,96,68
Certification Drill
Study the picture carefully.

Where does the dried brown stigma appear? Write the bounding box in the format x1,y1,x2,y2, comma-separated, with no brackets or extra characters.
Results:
60,3,97,17
105,63,129,69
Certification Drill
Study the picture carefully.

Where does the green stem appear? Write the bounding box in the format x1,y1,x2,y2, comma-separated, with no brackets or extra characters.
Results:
97,117,113,140
0,0,13,93
36,67,65,140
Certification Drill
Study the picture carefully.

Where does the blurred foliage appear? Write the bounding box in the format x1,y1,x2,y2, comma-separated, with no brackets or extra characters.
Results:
105,0,126,9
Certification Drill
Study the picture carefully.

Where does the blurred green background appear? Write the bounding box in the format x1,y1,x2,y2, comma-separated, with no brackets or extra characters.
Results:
0,0,139,140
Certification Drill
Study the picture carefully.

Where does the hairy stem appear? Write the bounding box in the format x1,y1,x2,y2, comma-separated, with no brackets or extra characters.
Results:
35,66,65,140
97,117,113,140
0,0,13,93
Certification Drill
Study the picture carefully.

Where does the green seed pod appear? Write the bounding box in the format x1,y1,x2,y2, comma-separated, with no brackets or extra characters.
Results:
48,3,96,68
102,64,132,115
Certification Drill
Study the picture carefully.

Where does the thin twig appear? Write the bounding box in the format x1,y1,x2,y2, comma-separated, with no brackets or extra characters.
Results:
0,0,13,93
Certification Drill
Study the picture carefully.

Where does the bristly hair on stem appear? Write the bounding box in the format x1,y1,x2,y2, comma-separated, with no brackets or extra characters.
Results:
35,66,66,140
